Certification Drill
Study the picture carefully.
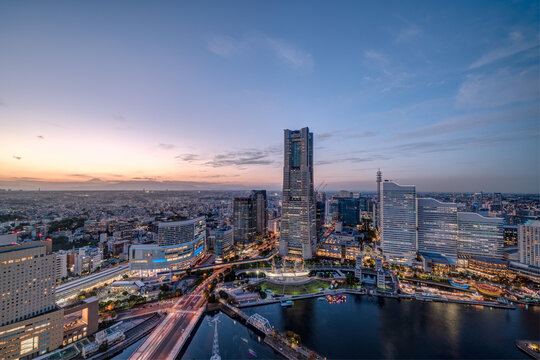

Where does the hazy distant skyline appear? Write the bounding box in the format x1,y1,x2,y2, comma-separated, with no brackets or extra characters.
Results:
0,1,538,193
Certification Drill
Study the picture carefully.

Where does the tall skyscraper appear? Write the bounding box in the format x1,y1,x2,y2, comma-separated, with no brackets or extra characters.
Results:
417,198,458,261
376,169,382,229
214,226,235,263
0,242,64,359
315,193,326,241
381,181,417,265
337,197,365,227
457,212,504,259
280,127,316,259
250,190,268,236
518,220,539,268
233,197,256,247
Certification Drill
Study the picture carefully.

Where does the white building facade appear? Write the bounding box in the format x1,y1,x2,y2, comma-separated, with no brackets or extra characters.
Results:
518,220,540,268
457,212,504,259
381,181,417,265
417,198,458,262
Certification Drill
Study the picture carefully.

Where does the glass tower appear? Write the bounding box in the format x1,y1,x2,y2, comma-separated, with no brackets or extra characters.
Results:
280,127,316,259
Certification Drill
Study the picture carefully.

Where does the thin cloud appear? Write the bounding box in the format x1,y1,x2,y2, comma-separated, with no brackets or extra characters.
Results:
316,130,377,141
456,66,539,109
207,35,244,56
207,33,313,71
12,156,22,160
469,35,538,69
158,143,175,150
37,135,44,139
204,147,280,167
266,38,313,70
399,105,538,139
386,131,538,155
396,25,422,43
175,153,200,162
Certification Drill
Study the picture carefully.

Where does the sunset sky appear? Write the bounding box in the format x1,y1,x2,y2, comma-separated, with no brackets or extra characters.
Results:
0,1,538,192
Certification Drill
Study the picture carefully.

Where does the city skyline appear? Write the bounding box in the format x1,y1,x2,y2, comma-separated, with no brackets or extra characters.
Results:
1,1,539,193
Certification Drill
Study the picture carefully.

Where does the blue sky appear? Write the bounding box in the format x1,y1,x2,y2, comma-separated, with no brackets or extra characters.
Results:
0,0,538,192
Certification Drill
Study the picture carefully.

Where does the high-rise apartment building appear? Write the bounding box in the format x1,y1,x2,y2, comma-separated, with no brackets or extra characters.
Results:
457,212,504,259
0,242,64,359
417,198,458,262
280,127,316,259
233,197,256,247
315,196,326,241
376,169,382,229
381,181,417,265
214,226,235,263
518,220,539,268
157,217,206,247
250,190,268,236
55,251,68,280
233,190,268,247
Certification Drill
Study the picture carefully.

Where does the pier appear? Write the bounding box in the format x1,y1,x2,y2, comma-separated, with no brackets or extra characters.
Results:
215,301,324,359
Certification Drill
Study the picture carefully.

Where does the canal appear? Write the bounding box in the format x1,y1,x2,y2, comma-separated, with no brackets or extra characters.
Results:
182,294,539,359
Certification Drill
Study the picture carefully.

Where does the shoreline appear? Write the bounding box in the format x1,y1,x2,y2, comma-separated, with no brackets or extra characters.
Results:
233,289,517,310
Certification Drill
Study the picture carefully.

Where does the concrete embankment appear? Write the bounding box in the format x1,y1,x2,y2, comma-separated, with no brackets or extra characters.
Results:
515,340,540,359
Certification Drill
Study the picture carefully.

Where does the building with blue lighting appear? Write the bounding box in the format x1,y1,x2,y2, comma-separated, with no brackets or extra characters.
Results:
129,217,207,275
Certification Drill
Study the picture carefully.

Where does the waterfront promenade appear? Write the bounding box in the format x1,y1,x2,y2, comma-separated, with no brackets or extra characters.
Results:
234,288,516,310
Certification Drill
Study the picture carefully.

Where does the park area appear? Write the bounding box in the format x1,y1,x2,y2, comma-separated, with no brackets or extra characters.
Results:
259,279,331,295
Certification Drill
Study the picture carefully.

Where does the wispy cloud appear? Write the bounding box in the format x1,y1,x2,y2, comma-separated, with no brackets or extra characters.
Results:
386,130,538,156
399,105,538,139
316,154,388,166
207,33,313,71
316,129,377,141
207,35,244,57
469,32,538,69
37,135,44,139
175,153,200,162
158,143,176,150
456,65,539,108
363,50,414,92
396,25,422,43
266,38,313,70
12,156,22,160
204,146,280,167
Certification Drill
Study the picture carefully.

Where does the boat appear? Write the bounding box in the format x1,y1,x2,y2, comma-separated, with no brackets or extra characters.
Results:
474,283,503,297
280,300,293,307
317,296,326,301
248,349,257,357
449,279,470,290
241,337,248,343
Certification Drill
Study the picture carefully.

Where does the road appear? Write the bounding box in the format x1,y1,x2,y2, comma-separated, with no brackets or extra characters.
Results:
55,263,130,304
129,268,227,360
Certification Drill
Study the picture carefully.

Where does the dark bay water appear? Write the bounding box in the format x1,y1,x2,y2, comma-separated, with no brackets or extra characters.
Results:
182,295,539,359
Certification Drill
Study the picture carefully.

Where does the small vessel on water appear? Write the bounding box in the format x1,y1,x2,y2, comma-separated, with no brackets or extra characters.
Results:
248,349,258,357
325,294,347,304
475,283,503,297
449,278,470,289
241,337,248,343
280,300,293,307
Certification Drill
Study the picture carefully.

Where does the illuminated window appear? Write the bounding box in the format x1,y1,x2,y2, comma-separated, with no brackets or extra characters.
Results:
20,336,39,355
